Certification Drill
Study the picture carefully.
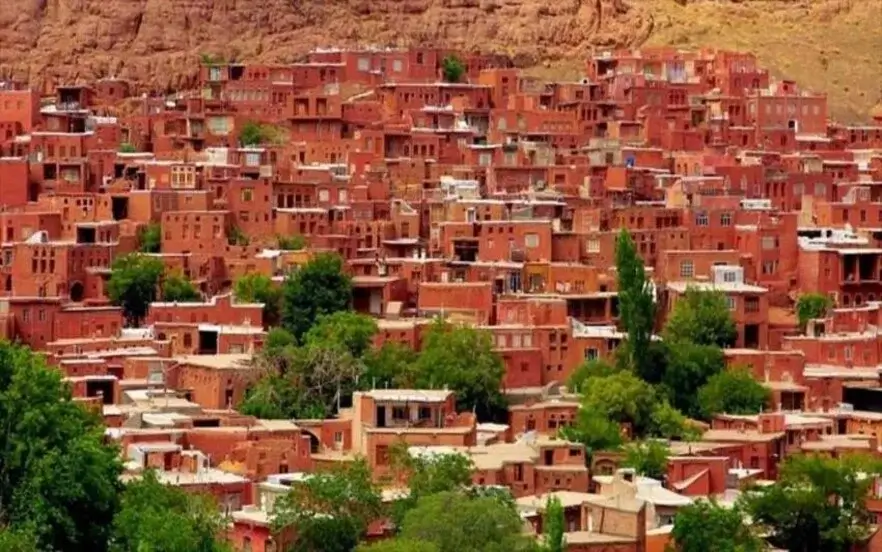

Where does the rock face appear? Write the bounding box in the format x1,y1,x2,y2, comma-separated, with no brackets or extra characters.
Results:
0,0,878,119
0,0,649,93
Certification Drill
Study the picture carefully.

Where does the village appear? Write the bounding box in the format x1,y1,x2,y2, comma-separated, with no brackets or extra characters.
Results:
1,46,882,551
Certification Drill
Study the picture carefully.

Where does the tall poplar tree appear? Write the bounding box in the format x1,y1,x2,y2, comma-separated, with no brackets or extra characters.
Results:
615,229,656,377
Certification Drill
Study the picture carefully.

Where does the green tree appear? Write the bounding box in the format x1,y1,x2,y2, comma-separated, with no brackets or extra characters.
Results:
0,341,122,551
566,358,621,393
238,121,263,146
362,342,417,390
110,470,231,552
281,253,353,341
161,272,201,303
396,491,538,552
796,292,833,331
697,367,770,419
622,440,669,480
662,341,726,419
118,142,137,153
650,400,699,441
108,253,164,326
580,370,658,435
615,229,656,379
0,526,37,552
272,460,383,552
303,311,378,358
664,288,737,348
389,446,474,526
559,410,623,463
138,222,161,253
234,273,282,327
359,540,439,552
742,454,882,552
278,234,307,251
409,320,507,421
542,495,566,552
264,327,297,352
441,56,465,83
227,225,249,246
671,499,764,552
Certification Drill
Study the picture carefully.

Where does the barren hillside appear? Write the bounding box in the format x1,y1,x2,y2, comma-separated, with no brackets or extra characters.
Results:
0,0,879,120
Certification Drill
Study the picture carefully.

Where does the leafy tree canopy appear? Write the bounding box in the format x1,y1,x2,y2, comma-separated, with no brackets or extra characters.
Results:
698,367,770,419
281,253,353,341
671,499,764,552
161,271,201,303
741,454,882,552
661,340,726,419
663,287,737,348
441,56,465,83
395,491,539,552
278,234,307,251
796,292,832,331
272,460,383,552
388,445,474,526
0,341,122,551
622,440,669,480
615,229,656,378
566,358,622,393
234,272,282,327
110,470,231,552
361,342,417,391
541,495,566,552
107,253,164,326
409,320,507,421
303,311,378,358
138,222,161,253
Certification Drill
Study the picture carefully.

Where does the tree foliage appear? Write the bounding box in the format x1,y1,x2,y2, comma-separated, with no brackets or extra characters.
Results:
281,253,353,341
796,292,833,331
118,142,137,153
741,454,882,552
566,358,621,393
359,539,440,552
361,342,418,390
107,253,164,326
272,460,383,552
138,222,161,253
615,229,656,378
671,499,763,552
622,440,669,480
111,470,231,552
542,495,566,552
697,367,770,419
409,320,507,421
388,447,474,526
278,234,307,251
161,271,201,303
0,341,123,551
664,288,737,348
303,311,378,358
579,370,658,435
661,341,726,419
395,491,538,552
234,273,282,327
441,56,465,83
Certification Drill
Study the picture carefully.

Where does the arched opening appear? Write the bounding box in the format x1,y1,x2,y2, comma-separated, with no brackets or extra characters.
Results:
69,281,85,302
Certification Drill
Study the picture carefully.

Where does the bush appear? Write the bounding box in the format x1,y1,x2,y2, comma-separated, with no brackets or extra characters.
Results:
441,56,465,83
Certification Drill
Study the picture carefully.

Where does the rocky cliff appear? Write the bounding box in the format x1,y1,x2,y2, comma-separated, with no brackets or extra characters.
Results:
0,0,879,120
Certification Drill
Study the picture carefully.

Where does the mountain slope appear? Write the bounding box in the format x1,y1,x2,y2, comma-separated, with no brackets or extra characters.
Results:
0,0,878,120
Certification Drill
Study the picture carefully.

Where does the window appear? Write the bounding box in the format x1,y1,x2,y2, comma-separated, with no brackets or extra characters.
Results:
762,236,776,250
726,296,736,310
695,212,709,226
680,260,694,278
585,348,599,360
720,212,732,226
244,152,260,166
241,188,253,201
357,57,370,71
524,233,539,248
376,445,390,466
845,345,853,361
392,59,403,72
37,309,45,321
318,189,329,202
745,297,760,313
814,182,825,196
723,270,737,283
478,153,491,166
21,309,29,322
